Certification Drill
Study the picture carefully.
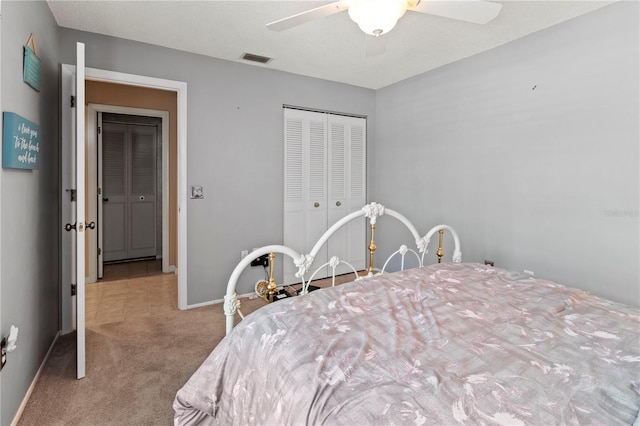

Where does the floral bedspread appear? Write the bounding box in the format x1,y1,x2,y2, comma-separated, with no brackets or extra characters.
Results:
174,263,640,425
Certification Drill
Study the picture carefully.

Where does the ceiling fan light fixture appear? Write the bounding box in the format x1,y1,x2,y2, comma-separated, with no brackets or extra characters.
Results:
348,0,408,36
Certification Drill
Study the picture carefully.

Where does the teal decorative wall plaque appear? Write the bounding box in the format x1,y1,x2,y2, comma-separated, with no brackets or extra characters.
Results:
23,34,41,92
2,112,40,170
23,45,41,91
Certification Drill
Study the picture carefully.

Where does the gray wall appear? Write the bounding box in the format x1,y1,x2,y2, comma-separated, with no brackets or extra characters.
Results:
0,1,637,423
58,29,377,304
0,1,60,424
373,2,639,306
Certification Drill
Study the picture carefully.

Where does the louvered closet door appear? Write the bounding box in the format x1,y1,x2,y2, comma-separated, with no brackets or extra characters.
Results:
102,123,128,261
284,109,328,284
327,114,366,275
102,123,157,262
127,125,157,259
284,109,366,284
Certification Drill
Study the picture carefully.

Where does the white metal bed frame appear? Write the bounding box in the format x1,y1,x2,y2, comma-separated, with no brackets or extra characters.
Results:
224,202,461,334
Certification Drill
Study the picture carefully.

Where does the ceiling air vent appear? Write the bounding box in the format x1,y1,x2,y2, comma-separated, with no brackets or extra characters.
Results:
241,52,272,64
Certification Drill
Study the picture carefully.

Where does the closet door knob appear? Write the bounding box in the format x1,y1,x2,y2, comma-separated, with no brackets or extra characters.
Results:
314,202,320,208
336,201,341,206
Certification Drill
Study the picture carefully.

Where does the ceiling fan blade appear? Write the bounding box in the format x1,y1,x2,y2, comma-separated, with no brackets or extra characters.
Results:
266,1,349,32
410,0,502,25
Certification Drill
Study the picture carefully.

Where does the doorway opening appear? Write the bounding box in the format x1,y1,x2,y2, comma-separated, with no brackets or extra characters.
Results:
86,106,177,326
86,104,172,284
60,61,188,380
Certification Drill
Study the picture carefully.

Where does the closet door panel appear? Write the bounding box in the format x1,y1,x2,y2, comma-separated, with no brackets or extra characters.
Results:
284,109,328,284
128,125,157,258
306,118,328,277
347,118,367,272
283,114,305,284
327,119,350,275
102,123,128,262
328,115,366,275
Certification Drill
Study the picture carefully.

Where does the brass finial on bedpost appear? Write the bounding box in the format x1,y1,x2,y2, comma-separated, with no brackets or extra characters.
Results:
436,229,444,264
368,223,377,274
264,253,278,303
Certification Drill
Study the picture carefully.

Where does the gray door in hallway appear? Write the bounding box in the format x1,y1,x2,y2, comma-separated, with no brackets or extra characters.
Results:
102,121,157,261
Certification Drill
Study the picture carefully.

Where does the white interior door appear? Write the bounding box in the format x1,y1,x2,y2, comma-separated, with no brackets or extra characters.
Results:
60,43,86,380
327,114,366,275
283,109,328,284
75,43,87,379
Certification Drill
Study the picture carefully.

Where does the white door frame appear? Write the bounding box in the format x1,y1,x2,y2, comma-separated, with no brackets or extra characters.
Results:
87,105,171,282
60,66,188,319
0,1,4,417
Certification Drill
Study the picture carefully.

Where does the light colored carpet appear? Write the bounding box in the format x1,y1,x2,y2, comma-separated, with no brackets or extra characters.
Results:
17,296,265,426
17,273,359,425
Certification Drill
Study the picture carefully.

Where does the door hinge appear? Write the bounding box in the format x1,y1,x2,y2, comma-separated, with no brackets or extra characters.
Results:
98,247,102,256
97,187,102,195
66,188,76,202
97,126,101,134
70,95,75,108
71,284,77,296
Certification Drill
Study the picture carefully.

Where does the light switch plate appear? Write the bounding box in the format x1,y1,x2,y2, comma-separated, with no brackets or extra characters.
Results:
191,185,204,199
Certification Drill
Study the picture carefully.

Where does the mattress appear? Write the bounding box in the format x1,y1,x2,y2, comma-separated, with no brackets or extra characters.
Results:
174,263,640,425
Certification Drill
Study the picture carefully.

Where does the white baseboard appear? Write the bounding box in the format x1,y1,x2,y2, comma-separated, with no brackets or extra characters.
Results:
11,331,60,426
186,291,255,310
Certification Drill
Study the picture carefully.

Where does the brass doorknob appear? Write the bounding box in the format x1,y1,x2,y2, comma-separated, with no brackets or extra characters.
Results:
314,202,320,208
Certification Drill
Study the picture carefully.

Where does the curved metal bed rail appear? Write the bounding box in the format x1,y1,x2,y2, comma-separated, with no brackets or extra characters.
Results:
224,203,462,335
377,225,462,275
421,224,462,264
303,256,362,294
379,245,422,274
225,245,301,334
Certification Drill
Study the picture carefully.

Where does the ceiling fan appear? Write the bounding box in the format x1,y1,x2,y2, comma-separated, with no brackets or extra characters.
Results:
266,0,503,37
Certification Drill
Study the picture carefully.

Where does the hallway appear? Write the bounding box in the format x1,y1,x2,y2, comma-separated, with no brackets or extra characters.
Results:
85,259,178,327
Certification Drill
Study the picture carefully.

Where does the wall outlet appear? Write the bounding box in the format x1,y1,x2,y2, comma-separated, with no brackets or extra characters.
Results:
1,338,6,371
251,254,269,267
190,185,204,199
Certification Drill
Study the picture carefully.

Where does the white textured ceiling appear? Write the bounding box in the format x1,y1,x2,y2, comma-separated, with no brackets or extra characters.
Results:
46,0,614,89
